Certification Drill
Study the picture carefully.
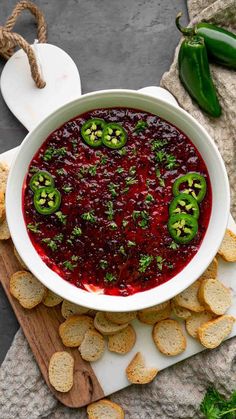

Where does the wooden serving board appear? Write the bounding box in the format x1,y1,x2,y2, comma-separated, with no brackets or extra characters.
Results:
0,238,104,408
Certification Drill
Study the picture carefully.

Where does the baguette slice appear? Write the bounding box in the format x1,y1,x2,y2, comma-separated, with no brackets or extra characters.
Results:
105,311,137,325
153,319,186,356
126,352,158,384
108,325,136,355
198,278,231,315
174,280,205,312
0,162,9,191
43,290,63,307
61,299,89,319
0,190,5,222
87,399,124,419
185,311,214,339
79,329,105,362
218,229,236,262
138,303,171,325
0,219,10,240
94,312,128,336
10,271,46,309
171,300,192,320
198,315,235,349
199,257,218,281
14,247,28,270
48,351,74,392
59,315,94,347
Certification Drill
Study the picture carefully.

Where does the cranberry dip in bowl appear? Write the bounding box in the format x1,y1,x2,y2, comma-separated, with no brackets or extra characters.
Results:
6,90,230,311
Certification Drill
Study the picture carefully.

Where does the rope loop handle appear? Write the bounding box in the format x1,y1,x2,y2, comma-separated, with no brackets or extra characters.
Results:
0,1,47,88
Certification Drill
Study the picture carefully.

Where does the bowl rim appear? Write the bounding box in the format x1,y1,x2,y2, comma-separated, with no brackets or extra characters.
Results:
6,88,230,312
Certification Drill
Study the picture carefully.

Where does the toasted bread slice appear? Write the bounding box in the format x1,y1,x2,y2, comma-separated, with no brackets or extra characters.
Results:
0,162,9,191
199,257,218,281
61,299,89,319
59,315,94,347
48,351,74,392
0,190,5,222
13,247,28,270
94,312,128,336
153,319,186,356
198,315,235,348
108,325,136,355
87,399,125,419
126,352,158,384
105,311,137,325
218,229,236,262
0,218,10,240
185,311,214,339
10,271,46,309
174,280,205,312
138,303,171,325
198,278,232,315
171,300,192,319
79,329,105,362
42,290,63,307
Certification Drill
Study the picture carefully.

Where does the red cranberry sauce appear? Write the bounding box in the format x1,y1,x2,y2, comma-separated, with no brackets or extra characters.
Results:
23,108,212,296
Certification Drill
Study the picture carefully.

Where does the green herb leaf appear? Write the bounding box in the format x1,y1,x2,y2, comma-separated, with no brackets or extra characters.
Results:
125,176,138,186
119,245,126,256
27,223,41,233
54,233,64,242
108,182,119,198
156,255,165,270
42,238,58,251
62,185,73,193
122,219,129,228
132,210,141,220
138,210,149,229
145,193,154,203
55,211,67,225
71,226,82,237
116,167,125,174
155,150,166,163
105,201,114,220
118,147,127,156
99,259,108,270
129,166,136,176
200,387,236,419
169,241,179,250
165,153,178,170
151,139,168,151
43,147,67,161
100,155,108,165
127,240,136,247
88,165,97,176
56,168,66,176
155,168,165,187
138,254,153,273
109,221,118,230
134,120,148,133
104,272,116,282
81,210,97,223
63,260,77,271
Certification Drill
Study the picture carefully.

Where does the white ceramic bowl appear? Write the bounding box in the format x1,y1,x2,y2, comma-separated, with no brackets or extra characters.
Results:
6,89,230,312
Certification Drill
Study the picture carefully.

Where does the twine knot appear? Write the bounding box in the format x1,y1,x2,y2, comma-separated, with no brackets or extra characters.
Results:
0,1,47,88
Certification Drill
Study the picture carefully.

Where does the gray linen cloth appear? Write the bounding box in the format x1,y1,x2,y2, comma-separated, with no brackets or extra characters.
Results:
0,0,236,417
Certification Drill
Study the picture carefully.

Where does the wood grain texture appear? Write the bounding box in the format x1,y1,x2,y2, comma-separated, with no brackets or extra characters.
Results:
0,239,104,407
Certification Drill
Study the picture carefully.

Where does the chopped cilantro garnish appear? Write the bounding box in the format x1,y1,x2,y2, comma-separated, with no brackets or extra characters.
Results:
71,255,79,261
81,210,97,223
127,240,136,247
116,167,124,174
155,168,165,187
27,223,41,233
134,120,148,133
119,245,126,256
104,272,116,282
99,259,108,270
125,176,138,186
63,260,77,271
105,201,114,220
121,186,130,194
54,233,64,242
43,147,67,161
122,219,129,228
132,210,141,220
100,155,108,165
71,226,82,237
139,254,153,273
42,238,58,251
129,166,136,176
118,147,127,156
108,182,119,198
145,193,154,203
156,255,165,270
169,241,179,250
88,165,97,176
62,185,73,193
131,147,137,156
56,168,66,176
165,153,178,170
155,150,166,163
29,166,39,173
109,221,117,230
138,210,149,229
166,262,174,269
55,211,67,225
151,139,168,151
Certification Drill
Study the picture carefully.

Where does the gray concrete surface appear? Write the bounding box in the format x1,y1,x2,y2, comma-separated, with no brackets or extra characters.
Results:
0,0,187,364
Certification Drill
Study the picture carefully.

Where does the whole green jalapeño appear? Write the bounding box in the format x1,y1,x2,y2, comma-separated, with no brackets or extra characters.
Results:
173,173,207,203
81,118,106,147
30,171,54,192
34,187,61,215
102,123,127,149
168,213,198,244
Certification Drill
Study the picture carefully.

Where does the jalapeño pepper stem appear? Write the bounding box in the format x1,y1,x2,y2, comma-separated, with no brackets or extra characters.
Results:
176,12,196,37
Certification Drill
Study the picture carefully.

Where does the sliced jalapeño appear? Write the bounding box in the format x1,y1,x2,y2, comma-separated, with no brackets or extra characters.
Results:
169,193,199,219
173,172,207,202
34,187,61,215
30,171,54,192
102,123,127,149
81,118,106,147
168,213,198,244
